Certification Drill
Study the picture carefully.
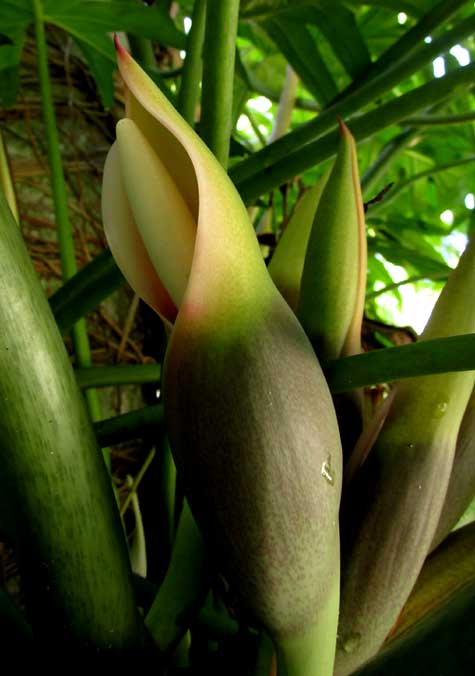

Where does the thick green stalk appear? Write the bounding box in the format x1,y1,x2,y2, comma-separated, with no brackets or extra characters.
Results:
177,0,207,125
200,0,240,167
325,333,475,393
0,191,147,656
32,0,102,423
76,364,161,389
230,14,475,186
236,63,475,204
94,405,164,448
127,34,156,70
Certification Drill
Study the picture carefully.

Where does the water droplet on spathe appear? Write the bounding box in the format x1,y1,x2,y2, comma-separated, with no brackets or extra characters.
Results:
321,456,334,485
341,631,362,654
434,400,448,418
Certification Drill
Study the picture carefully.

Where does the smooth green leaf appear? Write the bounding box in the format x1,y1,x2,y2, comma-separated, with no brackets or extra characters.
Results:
42,0,186,49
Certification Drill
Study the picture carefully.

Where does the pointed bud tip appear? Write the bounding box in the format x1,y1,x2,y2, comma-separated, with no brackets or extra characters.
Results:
337,116,350,139
114,34,129,60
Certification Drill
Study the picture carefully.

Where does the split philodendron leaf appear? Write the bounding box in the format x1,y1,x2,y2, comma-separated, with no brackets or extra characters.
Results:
102,40,343,676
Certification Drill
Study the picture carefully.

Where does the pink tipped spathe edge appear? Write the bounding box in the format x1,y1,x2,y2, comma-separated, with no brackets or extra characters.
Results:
114,34,130,60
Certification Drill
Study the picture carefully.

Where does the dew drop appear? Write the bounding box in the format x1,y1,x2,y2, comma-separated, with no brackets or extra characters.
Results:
321,456,334,485
341,631,362,654
434,400,448,418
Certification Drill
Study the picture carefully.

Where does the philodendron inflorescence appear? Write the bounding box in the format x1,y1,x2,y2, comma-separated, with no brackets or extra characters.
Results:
102,38,475,676
102,39,342,676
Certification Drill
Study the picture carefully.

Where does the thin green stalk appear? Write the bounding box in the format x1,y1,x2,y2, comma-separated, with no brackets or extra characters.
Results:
366,271,449,300
120,448,156,517
367,155,475,215
93,404,164,448
404,111,475,126
245,104,267,146
177,0,207,125
0,130,18,223
200,0,240,167
325,333,475,393
76,364,161,389
361,127,422,197
32,0,102,425
231,14,475,186
343,0,467,95
236,63,475,204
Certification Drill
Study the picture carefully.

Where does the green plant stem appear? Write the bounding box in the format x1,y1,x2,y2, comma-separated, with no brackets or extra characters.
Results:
49,249,124,334
361,127,422,197
236,63,475,204
230,14,475,186
0,130,18,223
245,105,267,146
76,364,161,389
127,34,156,70
344,0,467,95
404,111,475,126
93,404,164,447
32,0,102,425
120,448,156,517
200,0,240,167
90,332,475,447
325,333,475,393
366,271,449,300
0,190,147,654
177,0,207,125
367,155,475,216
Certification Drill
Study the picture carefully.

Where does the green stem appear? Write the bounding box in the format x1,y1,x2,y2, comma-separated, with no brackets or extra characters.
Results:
367,155,475,216
93,404,164,447
324,333,475,393
127,34,156,70
230,13,475,186
366,271,448,300
0,190,147,653
343,0,467,95
120,448,156,517
177,0,207,125
0,130,18,223
245,104,267,146
200,0,240,167
236,63,475,204
32,0,103,426
404,111,475,126
361,127,422,197
76,364,161,389
49,249,124,334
